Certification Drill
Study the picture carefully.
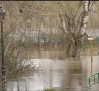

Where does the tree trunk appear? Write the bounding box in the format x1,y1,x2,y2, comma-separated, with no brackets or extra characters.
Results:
49,28,53,46
38,28,41,47
38,20,42,47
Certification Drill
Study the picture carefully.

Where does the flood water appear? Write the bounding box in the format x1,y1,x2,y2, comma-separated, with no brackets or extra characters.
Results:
2,46,99,91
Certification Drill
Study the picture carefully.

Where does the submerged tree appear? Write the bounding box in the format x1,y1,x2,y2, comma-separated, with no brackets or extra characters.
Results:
59,1,95,57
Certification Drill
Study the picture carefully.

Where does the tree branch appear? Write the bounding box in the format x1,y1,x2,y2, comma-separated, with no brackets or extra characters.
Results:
59,14,75,43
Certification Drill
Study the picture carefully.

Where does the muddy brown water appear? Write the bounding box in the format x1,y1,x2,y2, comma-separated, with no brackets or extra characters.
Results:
1,46,99,91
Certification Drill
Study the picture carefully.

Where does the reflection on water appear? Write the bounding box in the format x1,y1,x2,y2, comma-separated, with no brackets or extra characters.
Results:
2,46,99,91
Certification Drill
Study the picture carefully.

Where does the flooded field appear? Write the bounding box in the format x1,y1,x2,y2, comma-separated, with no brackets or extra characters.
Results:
1,46,99,91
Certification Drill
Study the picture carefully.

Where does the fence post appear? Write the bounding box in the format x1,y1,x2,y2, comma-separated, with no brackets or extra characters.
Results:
89,77,91,87
98,73,99,80
94,75,95,84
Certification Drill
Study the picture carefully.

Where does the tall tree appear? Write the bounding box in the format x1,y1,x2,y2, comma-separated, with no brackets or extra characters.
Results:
60,1,95,57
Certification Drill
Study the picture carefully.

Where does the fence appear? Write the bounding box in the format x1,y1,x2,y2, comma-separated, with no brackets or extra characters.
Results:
88,72,99,87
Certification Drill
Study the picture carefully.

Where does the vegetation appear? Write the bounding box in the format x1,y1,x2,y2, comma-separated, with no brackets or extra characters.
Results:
3,31,36,79
44,88,56,91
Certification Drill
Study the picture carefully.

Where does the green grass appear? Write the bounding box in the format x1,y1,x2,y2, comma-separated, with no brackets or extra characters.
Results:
83,40,96,46
44,87,56,91
82,37,99,49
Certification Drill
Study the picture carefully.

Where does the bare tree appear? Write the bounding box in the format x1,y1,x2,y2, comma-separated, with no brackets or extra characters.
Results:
59,1,95,57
